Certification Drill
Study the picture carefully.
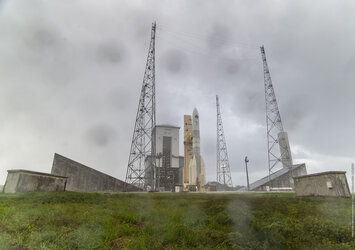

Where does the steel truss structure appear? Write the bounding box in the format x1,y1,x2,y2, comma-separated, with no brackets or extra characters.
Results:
216,95,233,187
125,22,156,190
260,46,292,183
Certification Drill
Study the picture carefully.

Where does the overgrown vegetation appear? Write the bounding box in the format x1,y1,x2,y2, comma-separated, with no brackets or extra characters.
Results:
0,192,353,249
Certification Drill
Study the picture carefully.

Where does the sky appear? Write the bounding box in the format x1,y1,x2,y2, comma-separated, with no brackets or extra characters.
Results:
0,0,355,186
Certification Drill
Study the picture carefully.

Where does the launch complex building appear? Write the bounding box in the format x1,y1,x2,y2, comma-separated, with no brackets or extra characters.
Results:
3,22,350,197
144,108,207,192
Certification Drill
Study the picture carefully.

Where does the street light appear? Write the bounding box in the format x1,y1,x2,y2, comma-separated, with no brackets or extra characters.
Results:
245,156,250,191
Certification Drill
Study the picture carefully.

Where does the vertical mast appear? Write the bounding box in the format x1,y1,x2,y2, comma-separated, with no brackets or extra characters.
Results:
125,22,156,190
216,95,233,187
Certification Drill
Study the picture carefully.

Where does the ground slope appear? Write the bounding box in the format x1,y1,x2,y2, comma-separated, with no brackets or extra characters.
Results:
0,192,353,249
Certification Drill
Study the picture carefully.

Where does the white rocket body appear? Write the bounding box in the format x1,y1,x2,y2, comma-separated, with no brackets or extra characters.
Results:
192,108,201,176
188,108,206,188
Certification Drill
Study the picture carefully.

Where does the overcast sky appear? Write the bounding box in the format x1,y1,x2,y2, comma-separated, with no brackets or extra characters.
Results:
0,0,354,186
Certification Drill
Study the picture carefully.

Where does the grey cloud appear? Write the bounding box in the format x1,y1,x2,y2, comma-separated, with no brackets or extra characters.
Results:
85,124,116,147
207,24,232,51
217,57,240,75
162,49,187,74
29,27,59,51
96,42,125,64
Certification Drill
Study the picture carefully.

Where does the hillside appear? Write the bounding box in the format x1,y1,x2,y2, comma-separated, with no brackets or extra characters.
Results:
0,192,353,249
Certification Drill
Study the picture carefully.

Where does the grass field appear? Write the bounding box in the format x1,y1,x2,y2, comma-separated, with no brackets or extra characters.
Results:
0,191,353,249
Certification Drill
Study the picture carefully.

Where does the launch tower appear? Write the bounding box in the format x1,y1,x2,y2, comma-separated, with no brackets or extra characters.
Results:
216,95,233,187
261,46,293,185
125,22,156,190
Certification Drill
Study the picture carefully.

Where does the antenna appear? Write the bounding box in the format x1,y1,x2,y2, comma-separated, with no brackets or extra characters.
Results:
216,95,233,187
125,22,156,190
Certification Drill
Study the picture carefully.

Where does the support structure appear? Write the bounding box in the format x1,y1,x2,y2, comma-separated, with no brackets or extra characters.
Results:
125,22,156,190
216,95,232,187
260,46,293,186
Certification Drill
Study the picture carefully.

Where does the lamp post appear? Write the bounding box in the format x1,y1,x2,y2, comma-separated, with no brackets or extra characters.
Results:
245,156,250,191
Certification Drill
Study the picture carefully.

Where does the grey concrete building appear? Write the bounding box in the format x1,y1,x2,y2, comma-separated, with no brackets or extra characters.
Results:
3,169,67,193
51,153,140,192
294,171,350,198
145,125,184,191
245,163,307,191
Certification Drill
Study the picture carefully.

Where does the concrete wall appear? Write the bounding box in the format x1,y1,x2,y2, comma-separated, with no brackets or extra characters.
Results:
254,164,307,191
3,170,67,193
51,153,140,192
278,131,293,168
294,171,350,198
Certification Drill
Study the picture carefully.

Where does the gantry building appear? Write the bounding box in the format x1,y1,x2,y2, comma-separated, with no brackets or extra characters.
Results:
183,115,193,190
145,125,183,191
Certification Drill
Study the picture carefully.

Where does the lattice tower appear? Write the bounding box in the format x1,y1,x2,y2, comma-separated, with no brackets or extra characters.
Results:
260,46,292,182
216,95,233,186
125,22,156,190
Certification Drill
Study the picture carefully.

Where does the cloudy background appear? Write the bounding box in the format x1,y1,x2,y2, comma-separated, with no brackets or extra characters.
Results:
0,0,354,186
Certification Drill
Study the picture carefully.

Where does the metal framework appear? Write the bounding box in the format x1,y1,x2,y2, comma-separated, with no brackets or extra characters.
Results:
260,46,291,183
216,95,233,187
125,22,156,190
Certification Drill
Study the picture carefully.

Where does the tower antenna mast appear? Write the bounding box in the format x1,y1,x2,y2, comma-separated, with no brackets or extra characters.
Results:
125,22,156,190
260,46,293,185
216,95,233,187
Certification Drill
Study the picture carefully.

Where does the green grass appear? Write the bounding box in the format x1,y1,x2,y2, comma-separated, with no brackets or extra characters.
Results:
0,192,353,249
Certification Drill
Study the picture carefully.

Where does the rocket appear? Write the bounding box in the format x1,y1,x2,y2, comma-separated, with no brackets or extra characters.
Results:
188,108,206,189
192,108,201,176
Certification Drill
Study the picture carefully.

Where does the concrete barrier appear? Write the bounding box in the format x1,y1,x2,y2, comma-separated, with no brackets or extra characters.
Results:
51,153,141,192
3,170,67,193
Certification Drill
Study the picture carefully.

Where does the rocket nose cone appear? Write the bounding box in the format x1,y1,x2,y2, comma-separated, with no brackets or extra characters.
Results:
193,108,199,118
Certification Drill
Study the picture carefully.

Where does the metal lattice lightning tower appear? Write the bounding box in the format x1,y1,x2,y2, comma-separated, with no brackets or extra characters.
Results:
260,46,292,182
216,95,233,187
125,22,156,190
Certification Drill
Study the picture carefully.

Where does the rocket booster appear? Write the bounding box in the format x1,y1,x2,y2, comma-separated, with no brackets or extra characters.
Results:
192,108,201,176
